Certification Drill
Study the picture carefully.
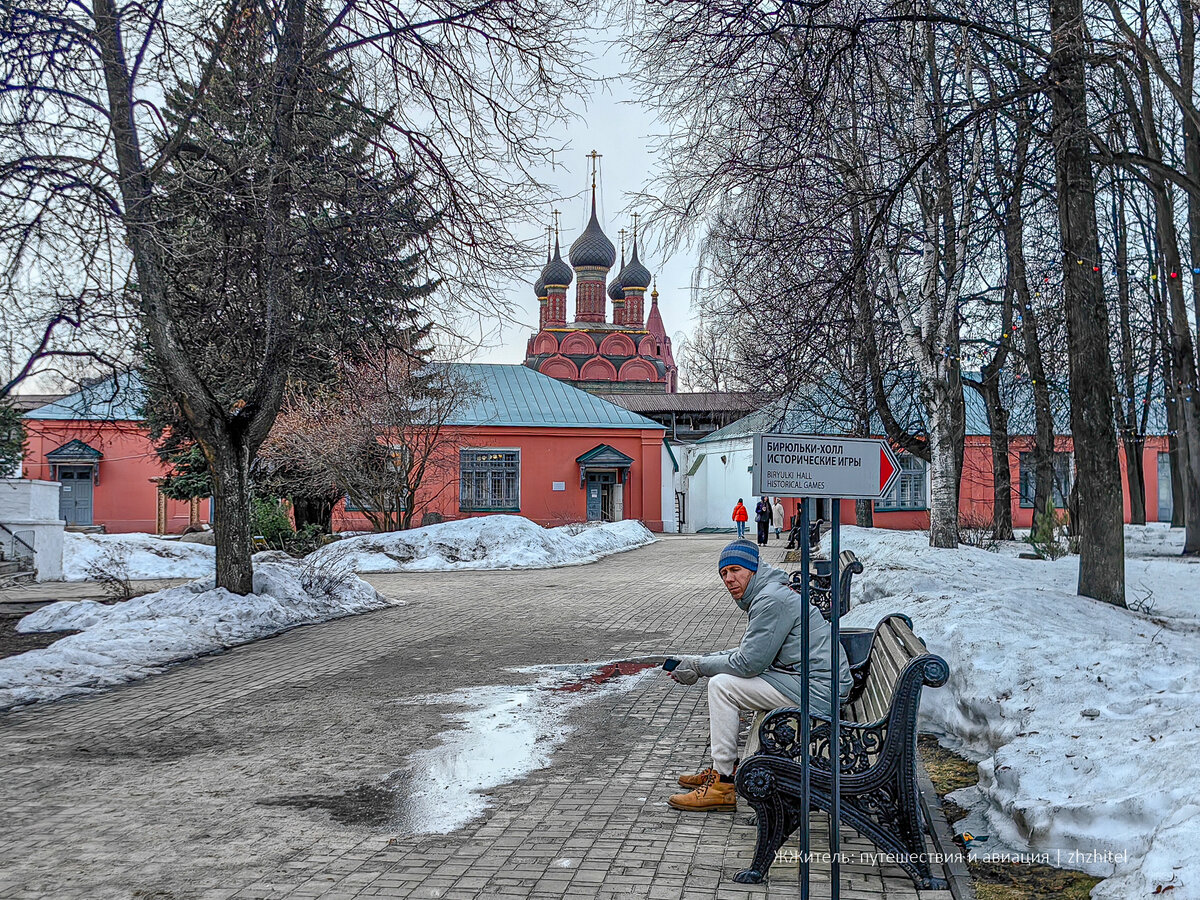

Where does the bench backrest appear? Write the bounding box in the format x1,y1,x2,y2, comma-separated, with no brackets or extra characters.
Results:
844,615,937,725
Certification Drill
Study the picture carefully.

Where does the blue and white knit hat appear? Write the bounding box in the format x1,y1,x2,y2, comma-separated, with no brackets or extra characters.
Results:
718,539,759,573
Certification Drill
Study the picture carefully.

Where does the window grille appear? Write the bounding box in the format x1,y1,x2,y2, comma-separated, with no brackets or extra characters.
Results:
459,450,520,511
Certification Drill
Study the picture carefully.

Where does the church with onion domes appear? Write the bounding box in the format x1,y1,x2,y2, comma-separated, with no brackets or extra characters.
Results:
523,154,677,394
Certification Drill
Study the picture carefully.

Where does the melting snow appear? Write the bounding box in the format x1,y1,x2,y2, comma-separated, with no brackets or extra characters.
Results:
835,523,1199,898
308,515,655,574
389,661,657,834
62,531,215,582
0,553,394,709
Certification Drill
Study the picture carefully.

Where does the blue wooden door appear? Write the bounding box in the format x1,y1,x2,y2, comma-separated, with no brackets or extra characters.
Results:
58,466,94,525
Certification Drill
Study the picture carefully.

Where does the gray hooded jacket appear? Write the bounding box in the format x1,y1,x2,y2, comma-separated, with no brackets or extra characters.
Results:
694,563,852,712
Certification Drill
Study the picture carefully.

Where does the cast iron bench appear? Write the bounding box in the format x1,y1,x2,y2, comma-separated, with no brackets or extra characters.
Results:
789,549,863,621
733,613,950,890
785,516,823,551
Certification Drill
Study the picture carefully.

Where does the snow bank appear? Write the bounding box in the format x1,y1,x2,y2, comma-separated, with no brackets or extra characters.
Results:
0,553,394,709
835,525,1199,898
311,515,655,573
62,531,215,582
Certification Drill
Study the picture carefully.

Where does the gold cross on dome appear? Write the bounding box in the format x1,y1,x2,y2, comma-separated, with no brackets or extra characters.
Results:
586,150,602,188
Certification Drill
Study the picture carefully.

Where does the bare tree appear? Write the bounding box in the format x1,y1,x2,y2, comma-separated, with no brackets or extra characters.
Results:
1,0,596,592
261,350,474,531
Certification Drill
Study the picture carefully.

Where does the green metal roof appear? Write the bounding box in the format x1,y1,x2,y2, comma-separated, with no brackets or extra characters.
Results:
46,438,103,460
22,372,145,421
447,364,664,430
23,364,664,432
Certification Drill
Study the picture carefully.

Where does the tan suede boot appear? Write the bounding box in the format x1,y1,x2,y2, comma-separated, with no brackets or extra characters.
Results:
677,761,737,788
668,769,737,812
676,767,715,788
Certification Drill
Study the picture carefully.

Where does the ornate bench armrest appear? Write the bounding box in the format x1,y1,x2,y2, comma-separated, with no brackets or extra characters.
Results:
752,707,886,777
753,706,836,758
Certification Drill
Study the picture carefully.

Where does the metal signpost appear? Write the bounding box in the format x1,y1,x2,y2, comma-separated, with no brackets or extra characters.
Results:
752,434,901,900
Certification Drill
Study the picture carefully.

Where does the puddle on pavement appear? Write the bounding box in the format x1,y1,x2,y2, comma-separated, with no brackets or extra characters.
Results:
263,658,660,833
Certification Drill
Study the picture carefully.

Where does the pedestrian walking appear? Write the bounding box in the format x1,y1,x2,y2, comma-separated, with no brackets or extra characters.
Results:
754,498,771,546
732,499,749,539
772,497,785,540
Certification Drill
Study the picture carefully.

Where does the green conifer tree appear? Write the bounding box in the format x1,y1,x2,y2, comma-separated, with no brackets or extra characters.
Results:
141,7,436,537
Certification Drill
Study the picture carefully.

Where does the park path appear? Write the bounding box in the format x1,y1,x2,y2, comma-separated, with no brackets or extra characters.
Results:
0,533,955,900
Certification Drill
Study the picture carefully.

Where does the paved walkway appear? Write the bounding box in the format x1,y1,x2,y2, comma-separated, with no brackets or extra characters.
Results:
1,534,956,900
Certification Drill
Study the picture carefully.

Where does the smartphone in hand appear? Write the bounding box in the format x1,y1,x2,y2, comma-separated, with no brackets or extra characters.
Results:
662,658,681,671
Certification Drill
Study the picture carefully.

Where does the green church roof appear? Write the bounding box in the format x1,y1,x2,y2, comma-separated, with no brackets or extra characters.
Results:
24,365,664,432
448,365,664,430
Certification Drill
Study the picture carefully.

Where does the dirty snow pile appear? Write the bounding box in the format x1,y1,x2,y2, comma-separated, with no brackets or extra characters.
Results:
837,523,1199,899
62,531,215,581
311,514,655,573
0,553,393,709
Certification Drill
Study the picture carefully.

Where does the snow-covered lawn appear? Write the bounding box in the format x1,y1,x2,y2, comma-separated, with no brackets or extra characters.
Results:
308,515,656,573
62,531,215,581
0,553,392,710
837,523,1199,899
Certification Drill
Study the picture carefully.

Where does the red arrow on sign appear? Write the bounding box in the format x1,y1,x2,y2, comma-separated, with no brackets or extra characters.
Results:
879,447,896,494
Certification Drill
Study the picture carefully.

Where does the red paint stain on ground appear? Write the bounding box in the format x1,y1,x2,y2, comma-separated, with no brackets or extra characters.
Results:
548,661,659,693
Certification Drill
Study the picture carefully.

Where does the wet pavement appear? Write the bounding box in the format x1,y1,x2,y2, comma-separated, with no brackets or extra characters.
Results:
0,534,954,899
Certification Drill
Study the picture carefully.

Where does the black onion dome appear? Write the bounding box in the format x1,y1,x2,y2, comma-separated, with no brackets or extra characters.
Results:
542,238,573,287
617,241,651,290
569,202,617,269
607,276,625,301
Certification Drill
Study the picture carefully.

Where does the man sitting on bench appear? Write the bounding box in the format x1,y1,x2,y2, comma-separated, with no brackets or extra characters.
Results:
666,539,852,812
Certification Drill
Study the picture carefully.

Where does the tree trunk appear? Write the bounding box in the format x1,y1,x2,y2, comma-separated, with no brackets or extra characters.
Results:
1019,293,1056,523
978,379,1015,540
210,443,255,596
1047,0,1126,603
925,374,964,548
1182,0,1200,351
1154,186,1200,552
1135,70,1200,550
1127,51,1200,549
1113,186,1146,524
1155,280,1188,526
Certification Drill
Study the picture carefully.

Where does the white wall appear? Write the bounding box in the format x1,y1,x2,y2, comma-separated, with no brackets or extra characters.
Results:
660,441,680,533
0,478,65,581
684,436,758,532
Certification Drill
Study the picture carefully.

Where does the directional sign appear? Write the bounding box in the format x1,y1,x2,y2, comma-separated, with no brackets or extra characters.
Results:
752,434,901,500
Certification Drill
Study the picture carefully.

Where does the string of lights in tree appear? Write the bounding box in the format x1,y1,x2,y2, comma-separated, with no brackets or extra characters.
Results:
941,260,1198,410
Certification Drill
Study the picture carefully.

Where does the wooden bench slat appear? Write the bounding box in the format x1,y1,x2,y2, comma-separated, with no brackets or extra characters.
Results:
877,630,913,688
889,618,930,658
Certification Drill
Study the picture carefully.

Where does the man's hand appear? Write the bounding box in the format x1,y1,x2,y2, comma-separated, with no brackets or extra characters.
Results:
671,657,700,685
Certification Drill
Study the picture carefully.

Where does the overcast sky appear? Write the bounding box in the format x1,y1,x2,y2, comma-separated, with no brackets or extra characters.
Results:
471,33,699,366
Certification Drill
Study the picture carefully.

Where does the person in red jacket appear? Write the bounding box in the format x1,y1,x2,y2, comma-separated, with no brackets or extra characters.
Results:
732,498,749,539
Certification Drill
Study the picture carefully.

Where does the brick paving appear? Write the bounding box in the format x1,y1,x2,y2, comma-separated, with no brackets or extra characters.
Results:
0,534,955,899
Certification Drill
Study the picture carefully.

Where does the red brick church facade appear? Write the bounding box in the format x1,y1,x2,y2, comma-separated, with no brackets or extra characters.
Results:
523,181,678,395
